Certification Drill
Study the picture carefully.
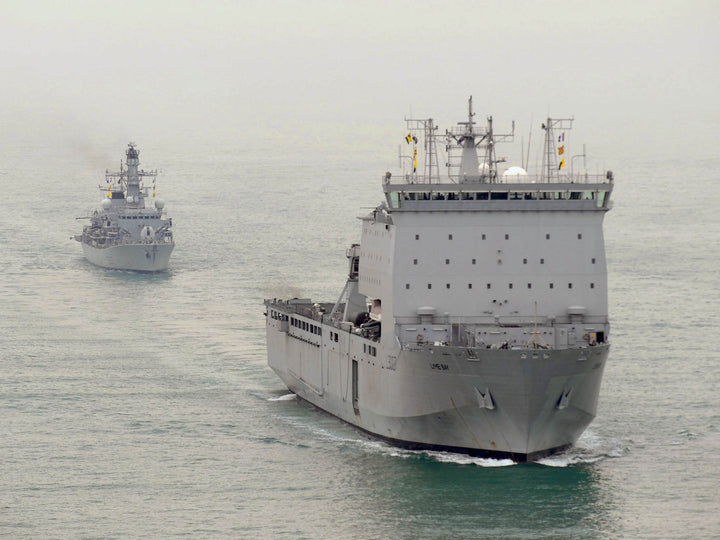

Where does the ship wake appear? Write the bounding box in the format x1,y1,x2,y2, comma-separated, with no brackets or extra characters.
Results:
536,430,629,467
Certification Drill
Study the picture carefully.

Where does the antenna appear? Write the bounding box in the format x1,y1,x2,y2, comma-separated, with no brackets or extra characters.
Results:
570,144,586,180
524,116,533,171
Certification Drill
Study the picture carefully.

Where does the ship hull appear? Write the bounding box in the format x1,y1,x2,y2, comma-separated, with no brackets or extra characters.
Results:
267,318,608,462
80,242,174,271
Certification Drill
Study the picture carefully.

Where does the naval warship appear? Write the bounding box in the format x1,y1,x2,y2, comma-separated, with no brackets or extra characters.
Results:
265,98,614,462
75,143,174,271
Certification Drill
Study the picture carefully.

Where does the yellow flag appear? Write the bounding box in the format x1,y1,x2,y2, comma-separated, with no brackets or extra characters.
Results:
406,133,412,144
558,145,565,155
558,158,565,170
413,147,417,172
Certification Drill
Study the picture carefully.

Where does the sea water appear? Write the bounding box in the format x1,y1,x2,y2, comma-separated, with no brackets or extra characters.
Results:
1,137,719,539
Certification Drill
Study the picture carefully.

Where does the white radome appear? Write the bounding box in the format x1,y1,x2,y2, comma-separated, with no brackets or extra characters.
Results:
503,166,528,178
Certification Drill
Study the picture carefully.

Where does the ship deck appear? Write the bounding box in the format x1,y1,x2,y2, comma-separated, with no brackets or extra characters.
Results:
265,298,381,342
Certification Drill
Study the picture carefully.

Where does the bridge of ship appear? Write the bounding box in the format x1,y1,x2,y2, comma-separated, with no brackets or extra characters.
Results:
383,176,613,210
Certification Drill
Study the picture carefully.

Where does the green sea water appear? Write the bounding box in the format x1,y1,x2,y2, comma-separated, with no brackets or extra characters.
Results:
1,136,718,539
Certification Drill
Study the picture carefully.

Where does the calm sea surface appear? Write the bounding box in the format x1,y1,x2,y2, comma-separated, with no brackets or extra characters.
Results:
1,134,719,539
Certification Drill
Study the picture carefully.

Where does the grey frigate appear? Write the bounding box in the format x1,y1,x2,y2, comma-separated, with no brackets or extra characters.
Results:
75,143,174,271
265,98,613,462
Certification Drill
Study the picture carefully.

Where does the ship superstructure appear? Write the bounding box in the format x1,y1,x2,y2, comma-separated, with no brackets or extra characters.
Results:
265,98,613,461
74,143,174,271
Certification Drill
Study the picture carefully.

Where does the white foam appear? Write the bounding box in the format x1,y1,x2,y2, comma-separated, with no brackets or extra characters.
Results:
267,393,297,401
535,429,630,467
424,451,516,467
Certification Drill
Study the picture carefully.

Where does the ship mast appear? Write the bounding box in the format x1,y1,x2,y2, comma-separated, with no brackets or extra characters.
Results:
445,96,514,183
103,143,158,206
540,117,573,182
403,117,440,183
125,143,141,201
457,96,480,181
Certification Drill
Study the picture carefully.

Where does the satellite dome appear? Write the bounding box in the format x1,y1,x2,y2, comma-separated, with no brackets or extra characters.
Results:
478,162,490,175
101,199,112,210
154,199,165,210
503,166,528,178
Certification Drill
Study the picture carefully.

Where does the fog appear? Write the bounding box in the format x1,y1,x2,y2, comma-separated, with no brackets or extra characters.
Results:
2,0,718,162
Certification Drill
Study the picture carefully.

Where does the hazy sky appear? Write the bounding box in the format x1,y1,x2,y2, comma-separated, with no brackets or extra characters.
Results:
1,0,718,161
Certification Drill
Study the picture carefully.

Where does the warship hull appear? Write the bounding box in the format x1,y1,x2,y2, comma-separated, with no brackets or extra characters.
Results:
81,242,174,271
265,100,614,462
266,312,608,462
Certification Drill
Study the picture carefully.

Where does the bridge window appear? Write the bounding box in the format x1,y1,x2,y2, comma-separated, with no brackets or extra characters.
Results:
446,283,451,289
468,283,473,289
578,233,582,239
591,283,595,289
427,284,432,289
448,234,453,240
445,259,450,265
406,283,410,289
472,258,476,264
546,234,551,240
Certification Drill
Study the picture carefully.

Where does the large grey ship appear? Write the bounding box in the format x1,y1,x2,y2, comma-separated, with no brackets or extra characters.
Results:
265,98,614,462
75,143,174,271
